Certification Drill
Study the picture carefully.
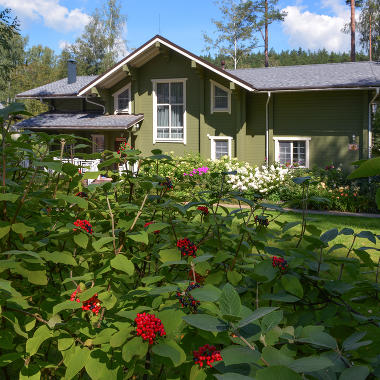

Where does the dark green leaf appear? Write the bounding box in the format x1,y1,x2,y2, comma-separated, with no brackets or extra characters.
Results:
256,366,302,380
338,366,370,380
182,314,228,332
221,346,260,365
238,307,278,328
281,275,303,298
320,228,338,243
152,340,186,367
219,283,241,317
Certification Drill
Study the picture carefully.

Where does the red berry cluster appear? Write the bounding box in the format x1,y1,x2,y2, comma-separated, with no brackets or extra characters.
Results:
75,192,88,198
197,206,209,215
135,313,166,344
160,177,173,190
177,238,198,258
193,344,222,368
70,287,102,315
188,270,206,284
254,215,269,227
272,256,288,272
117,141,131,154
176,282,201,312
73,219,93,234
144,221,160,234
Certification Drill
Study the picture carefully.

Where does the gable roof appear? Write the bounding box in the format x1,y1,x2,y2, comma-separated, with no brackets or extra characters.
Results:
228,61,380,91
15,112,144,130
16,76,97,98
78,35,256,95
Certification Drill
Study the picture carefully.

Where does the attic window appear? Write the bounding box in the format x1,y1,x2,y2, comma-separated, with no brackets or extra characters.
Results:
113,84,131,114
210,80,231,114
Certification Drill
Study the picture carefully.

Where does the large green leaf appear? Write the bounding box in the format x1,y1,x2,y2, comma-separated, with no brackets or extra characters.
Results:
219,283,241,316
85,349,118,380
221,346,260,365
190,284,221,302
19,364,41,380
26,325,53,356
57,194,88,209
256,366,302,380
289,356,333,373
281,275,303,298
338,366,370,380
0,225,10,239
238,307,278,328
152,340,186,367
348,157,380,179
53,300,83,315
320,228,338,244
127,231,148,245
261,347,294,367
182,314,228,332
298,331,337,349
39,251,77,266
93,237,115,252
64,346,91,380
110,255,134,276
110,325,133,347
214,374,254,380
74,233,88,249
122,337,148,362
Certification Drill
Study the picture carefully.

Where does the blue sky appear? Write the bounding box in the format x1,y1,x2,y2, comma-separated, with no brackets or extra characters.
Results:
0,0,355,56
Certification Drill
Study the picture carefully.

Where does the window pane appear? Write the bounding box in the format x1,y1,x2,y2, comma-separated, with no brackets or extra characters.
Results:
215,140,229,159
170,82,183,104
171,128,184,140
157,83,169,104
293,141,306,166
92,135,105,153
279,141,291,165
157,105,169,127
157,128,170,139
118,89,130,110
214,86,228,109
171,105,183,127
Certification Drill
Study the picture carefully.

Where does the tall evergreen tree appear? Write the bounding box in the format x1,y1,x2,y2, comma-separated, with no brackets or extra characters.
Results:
203,0,256,69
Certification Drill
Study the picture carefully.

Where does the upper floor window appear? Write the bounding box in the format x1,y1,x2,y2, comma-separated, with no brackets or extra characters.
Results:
152,79,187,143
273,137,311,168
113,84,131,114
210,80,231,114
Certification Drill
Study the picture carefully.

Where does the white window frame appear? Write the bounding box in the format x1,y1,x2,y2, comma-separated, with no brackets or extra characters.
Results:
152,78,187,144
273,136,311,168
210,79,231,114
112,83,131,114
208,135,233,160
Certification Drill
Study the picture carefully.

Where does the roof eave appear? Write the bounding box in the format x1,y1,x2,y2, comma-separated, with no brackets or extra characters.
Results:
255,85,380,93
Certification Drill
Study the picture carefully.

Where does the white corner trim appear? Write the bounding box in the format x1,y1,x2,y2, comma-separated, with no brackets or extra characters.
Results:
152,78,187,145
112,83,131,114
273,136,311,168
78,37,255,96
210,79,231,114
208,135,233,160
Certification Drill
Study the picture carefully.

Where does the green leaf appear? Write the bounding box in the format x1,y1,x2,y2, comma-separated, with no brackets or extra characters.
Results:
227,270,242,285
57,194,88,209
85,349,118,380
221,346,260,365
261,346,294,367
342,331,371,351
298,331,337,349
78,286,104,302
127,231,148,245
152,340,186,367
238,307,278,328
158,309,186,336
39,251,77,266
320,228,338,243
159,248,181,263
282,222,301,232
0,193,18,202
64,346,90,380
189,284,221,302
356,231,376,244
189,364,207,380
252,260,276,282
0,225,10,239
19,364,41,380
52,300,83,315
110,255,134,276
0,352,23,367
219,283,241,317
340,228,354,235
292,176,311,185
281,275,303,298
182,314,228,332
74,233,88,249
261,310,283,332
93,237,115,252
26,325,53,356
214,374,254,380
11,223,35,235
47,314,62,328
82,171,105,179
27,270,48,285
58,337,74,351
256,366,302,380
338,366,370,380
98,291,117,310
348,157,380,179
122,337,148,362
289,356,333,373
110,326,133,347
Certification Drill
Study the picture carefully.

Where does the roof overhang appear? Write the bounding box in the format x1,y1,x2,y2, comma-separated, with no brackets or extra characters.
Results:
255,86,380,93
78,35,256,96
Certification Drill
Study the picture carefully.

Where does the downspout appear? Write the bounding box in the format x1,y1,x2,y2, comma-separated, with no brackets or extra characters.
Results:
85,95,106,115
265,91,271,167
369,88,379,159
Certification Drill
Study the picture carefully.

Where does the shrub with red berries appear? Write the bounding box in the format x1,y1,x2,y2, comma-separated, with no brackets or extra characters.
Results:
176,282,201,313
188,270,206,284
177,238,197,258
193,344,222,368
254,215,269,227
70,286,102,315
73,219,93,234
160,177,173,190
197,206,209,215
272,256,289,272
75,192,88,198
134,313,166,344
117,141,131,155
144,221,160,234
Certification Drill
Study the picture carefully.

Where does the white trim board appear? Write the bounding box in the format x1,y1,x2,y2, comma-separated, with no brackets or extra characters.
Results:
78,36,255,96
112,83,131,114
273,136,311,168
208,135,233,160
210,79,231,114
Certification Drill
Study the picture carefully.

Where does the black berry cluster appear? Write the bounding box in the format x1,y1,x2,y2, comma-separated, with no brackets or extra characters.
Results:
176,282,201,312
177,238,197,258
160,177,173,190
75,192,88,198
254,215,269,227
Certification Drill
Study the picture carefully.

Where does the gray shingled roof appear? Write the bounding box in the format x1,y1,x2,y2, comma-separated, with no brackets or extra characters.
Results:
15,112,144,130
228,61,380,91
16,76,97,98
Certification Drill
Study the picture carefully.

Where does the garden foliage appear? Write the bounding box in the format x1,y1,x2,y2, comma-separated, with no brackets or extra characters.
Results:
0,103,380,379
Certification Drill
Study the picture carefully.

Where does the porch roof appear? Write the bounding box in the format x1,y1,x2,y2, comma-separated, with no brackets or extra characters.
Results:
15,112,144,130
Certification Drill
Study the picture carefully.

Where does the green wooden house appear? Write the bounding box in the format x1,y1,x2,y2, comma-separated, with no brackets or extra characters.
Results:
16,35,380,170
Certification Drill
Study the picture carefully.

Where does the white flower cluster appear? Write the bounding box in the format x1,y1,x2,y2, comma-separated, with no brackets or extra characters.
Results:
226,161,289,195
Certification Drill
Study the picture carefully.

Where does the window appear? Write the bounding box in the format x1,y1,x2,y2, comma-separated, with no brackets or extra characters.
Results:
92,135,105,153
153,79,186,143
209,135,233,160
113,84,131,113
210,80,231,114
273,137,311,168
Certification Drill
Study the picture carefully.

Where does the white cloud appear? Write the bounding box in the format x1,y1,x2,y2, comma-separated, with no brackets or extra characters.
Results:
58,40,70,50
0,0,90,33
281,3,352,52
